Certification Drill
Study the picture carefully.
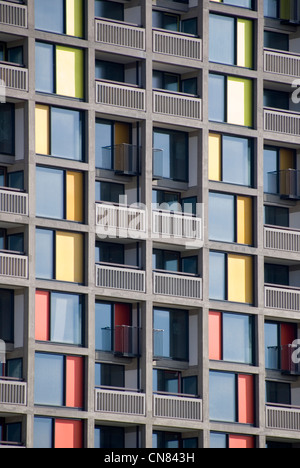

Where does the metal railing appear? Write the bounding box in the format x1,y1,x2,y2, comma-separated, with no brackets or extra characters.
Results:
96,263,146,293
153,90,202,120
266,169,300,200
95,18,145,50
95,388,146,416
264,48,300,77
153,393,202,421
0,1,27,28
96,325,141,357
264,108,300,137
0,188,28,216
0,63,28,92
153,270,202,299
99,144,140,175
153,29,202,61
265,284,300,312
266,344,300,375
264,225,300,253
152,210,202,243
0,252,28,279
0,379,27,406
96,80,146,111
266,404,300,431
96,202,147,238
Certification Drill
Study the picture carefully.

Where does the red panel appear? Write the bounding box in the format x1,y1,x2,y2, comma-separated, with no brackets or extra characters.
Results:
54,419,83,449
238,374,254,425
66,356,83,409
114,304,131,354
281,323,297,371
229,435,255,449
35,291,50,341
209,312,222,361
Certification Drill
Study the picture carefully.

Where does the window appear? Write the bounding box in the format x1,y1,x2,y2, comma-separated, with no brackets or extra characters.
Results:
35,228,84,283
209,192,253,245
35,42,84,99
152,190,181,212
95,363,125,388
95,302,133,355
209,73,253,127
0,290,14,343
209,311,254,364
34,353,83,408
266,381,291,405
209,251,253,304
210,14,253,68
0,422,22,445
0,358,22,380
153,11,198,36
153,249,198,275
95,0,124,21
153,71,197,95
264,89,289,110
95,181,124,204
153,432,198,449
94,426,124,449
153,308,189,361
34,418,83,449
7,172,24,190
211,0,253,9
209,371,254,424
264,0,290,20
95,60,125,83
35,291,84,346
265,321,297,371
153,129,188,182
265,263,289,286
96,242,124,265
36,166,84,222
264,31,289,51
209,133,253,187
95,119,132,170
0,103,14,156
264,205,289,228
35,0,83,37
264,145,296,195
0,44,23,65
210,432,255,449
153,369,198,396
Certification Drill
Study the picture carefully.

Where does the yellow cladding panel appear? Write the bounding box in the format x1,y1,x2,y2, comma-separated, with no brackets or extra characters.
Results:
237,196,252,246
66,0,83,37
35,105,49,155
280,148,295,171
209,133,221,181
56,232,83,283
66,171,83,222
56,46,84,99
228,255,253,304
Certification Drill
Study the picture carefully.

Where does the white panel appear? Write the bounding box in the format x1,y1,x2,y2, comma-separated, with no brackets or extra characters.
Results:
14,293,24,348
189,314,198,366
15,106,24,160
125,368,138,390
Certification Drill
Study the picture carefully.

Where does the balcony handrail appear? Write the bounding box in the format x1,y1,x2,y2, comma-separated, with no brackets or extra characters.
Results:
153,87,199,99
265,283,300,292
0,60,24,68
0,186,25,194
95,16,141,28
96,200,144,210
154,390,200,399
95,78,141,90
0,376,23,382
153,268,199,278
96,385,143,393
153,207,198,218
266,402,300,411
264,47,300,58
264,106,300,117
153,27,198,39
96,261,142,271
0,249,25,256
264,224,300,234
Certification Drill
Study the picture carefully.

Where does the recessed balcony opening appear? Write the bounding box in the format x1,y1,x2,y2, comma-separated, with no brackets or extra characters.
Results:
264,258,300,312
266,437,300,448
264,0,300,25
95,0,143,26
265,319,300,375
94,424,143,449
0,224,28,280
0,100,26,161
0,416,25,448
153,429,201,449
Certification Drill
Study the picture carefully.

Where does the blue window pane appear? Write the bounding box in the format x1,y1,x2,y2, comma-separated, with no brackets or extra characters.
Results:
209,192,235,243
265,322,279,370
209,371,236,422
34,353,64,406
95,302,112,351
35,43,54,94
209,74,225,122
264,147,278,194
35,229,54,280
35,0,64,34
223,136,252,186
34,418,53,449
264,0,279,18
210,432,227,449
96,121,113,169
36,167,64,219
154,309,171,358
51,108,83,161
153,131,171,179
51,293,83,345
6,423,22,444
209,252,226,301
209,14,235,65
224,0,252,8
223,313,253,364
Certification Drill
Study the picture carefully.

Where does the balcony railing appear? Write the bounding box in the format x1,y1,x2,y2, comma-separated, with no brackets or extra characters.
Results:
97,325,141,357
266,345,300,375
264,48,300,77
95,388,146,416
266,170,300,200
96,263,146,293
266,404,300,431
153,270,202,300
96,202,147,239
0,379,27,406
0,188,28,216
0,62,28,92
153,29,202,61
96,80,146,112
0,1,27,28
264,108,300,138
264,225,300,253
95,18,145,50
152,210,202,245
100,144,140,176
153,393,203,422
153,90,202,120
265,284,300,312
0,252,28,279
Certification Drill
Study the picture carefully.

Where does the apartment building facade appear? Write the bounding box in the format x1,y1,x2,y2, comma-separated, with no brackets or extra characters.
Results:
0,0,300,449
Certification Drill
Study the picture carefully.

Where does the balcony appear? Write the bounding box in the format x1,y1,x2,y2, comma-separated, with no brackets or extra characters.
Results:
153,393,203,422
96,80,146,112
96,263,146,293
101,144,141,176
265,169,300,200
264,49,300,77
266,404,300,432
95,18,145,51
153,29,202,61
264,108,300,138
153,270,202,300
152,209,202,247
96,202,147,239
153,90,202,120
266,344,300,375
0,379,27,406
0,251,28,279
0,62,28,92
0,188,28,216
265,284,300,312
0,1,27,28
264,225,300,253
95,388,146,416
97,324,141,358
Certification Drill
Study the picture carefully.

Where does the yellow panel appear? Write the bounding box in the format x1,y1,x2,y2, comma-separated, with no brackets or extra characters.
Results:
56,232,83,283
35,105,49,155
66,171,83,222
228,255,253,304
208,133,221,181
115,123,130,145
227,77,252,127
237,196,252,246
280,0,290,20
66,0,83,38
56,46,84,99
237,19,253,69
280,149,295,171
